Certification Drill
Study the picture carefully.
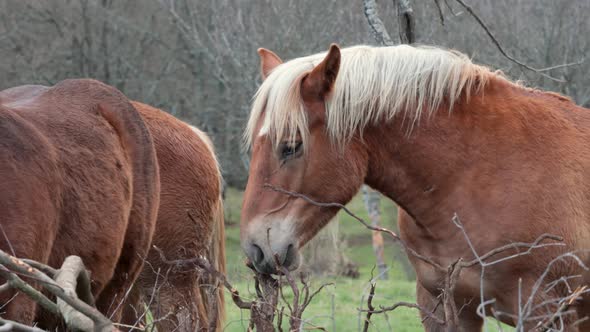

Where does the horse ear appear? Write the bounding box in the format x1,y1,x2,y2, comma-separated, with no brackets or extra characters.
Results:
301,43,341,100
258,48,283,80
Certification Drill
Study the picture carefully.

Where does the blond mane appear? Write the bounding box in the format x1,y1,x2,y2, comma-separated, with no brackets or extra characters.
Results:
245,44,495,149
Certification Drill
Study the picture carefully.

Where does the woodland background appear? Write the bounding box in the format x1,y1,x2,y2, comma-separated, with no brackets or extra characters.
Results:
1,0,589,187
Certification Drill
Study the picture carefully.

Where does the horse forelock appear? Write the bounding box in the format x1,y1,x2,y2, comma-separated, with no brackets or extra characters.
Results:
245,44,499,150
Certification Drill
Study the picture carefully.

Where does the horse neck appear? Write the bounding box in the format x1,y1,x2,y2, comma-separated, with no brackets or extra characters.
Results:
362,113,469,232
362,78,582,234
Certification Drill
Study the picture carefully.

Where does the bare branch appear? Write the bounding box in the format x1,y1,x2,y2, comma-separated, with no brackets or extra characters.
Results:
152,245,254,310
0,317,45,332
362,281,376,332
21,259,58,278
274,253,329,331
452,214,564,268
361,300,445,324
433,0,445,25
453,0,584,82
538,286,587,330
264,184,444,271
0,223,15,257
0,266,60,316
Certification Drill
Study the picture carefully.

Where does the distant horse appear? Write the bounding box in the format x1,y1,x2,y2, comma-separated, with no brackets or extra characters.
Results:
0,79,160,326
124,102,226,331
240,44,590,331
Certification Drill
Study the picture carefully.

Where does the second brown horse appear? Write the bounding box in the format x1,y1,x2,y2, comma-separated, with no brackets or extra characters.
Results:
127,102,225,331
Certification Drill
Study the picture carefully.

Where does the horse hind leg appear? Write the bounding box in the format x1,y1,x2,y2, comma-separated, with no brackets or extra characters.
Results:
1,281,37,325
0,202,59,327
0,230,55,326
416,281,446,332
94,230,154,323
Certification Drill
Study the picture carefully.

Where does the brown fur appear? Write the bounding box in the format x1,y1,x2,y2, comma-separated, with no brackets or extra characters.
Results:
122,102,225,331
242,46,590,330
0,80,160,327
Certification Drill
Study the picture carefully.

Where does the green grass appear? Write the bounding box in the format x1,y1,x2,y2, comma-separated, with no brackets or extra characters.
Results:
222,188,512,331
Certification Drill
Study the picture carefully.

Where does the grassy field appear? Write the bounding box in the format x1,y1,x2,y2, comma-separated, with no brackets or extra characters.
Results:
222,188,512,331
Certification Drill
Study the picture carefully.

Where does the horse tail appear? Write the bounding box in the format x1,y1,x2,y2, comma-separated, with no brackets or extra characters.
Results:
97,97,160,251
208,195,226,331
96,89,160,261
94,84,160,317
189,124,226,330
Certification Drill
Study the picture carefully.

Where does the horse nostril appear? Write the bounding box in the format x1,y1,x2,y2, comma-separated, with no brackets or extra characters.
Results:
252,244,264,265
282,244,296,268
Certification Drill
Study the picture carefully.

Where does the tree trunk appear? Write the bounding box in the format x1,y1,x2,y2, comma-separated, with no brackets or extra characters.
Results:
302,216,358,278
362,185,389,280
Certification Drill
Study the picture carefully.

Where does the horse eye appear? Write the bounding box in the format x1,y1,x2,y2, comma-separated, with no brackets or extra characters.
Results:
279,141,303,160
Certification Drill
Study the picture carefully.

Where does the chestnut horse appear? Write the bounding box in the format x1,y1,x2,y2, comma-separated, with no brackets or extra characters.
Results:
0,79,160,327
125,102,226,331
241,44,590,331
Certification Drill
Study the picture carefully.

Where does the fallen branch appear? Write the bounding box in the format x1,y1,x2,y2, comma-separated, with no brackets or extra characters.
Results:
0,317,45,332
0,250,116,332
22,259,58,278
0,266,60,316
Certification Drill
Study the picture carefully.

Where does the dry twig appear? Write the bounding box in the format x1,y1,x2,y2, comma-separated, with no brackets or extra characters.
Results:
155,231,333,330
